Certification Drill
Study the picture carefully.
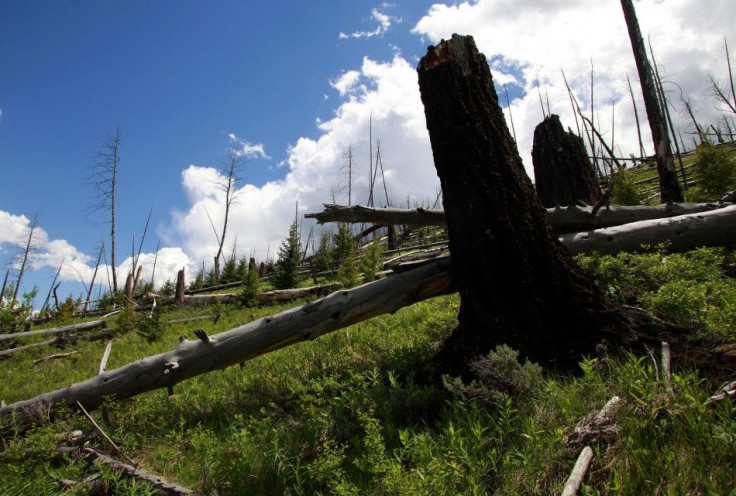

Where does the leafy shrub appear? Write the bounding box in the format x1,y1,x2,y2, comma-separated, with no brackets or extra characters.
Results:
0,285,37,333
116,305,164,341
313,231,333,274
240,260,261,306
334,223,360,288
136,307,165,343
611,167,643,205
443,345,543,409
576,247,736,337
274,219,302,290
690,142,735,200
360,238,384,282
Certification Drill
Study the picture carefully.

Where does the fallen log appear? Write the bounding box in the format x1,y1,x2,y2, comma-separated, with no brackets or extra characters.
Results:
84,447,201,495
0,259,454,424
185,280,245,295
560,204,736,255
0,332,114,359
0,338,58,359
305,202,730,234
561,446,594,496
152,282,342,306
0,320,107,343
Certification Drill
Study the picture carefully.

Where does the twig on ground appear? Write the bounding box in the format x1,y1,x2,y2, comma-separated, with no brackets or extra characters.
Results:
84,447,202,495
33,351,78,365
76,401,137,467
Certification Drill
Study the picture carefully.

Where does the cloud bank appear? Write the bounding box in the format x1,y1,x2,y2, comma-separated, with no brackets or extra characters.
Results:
5,0,734,303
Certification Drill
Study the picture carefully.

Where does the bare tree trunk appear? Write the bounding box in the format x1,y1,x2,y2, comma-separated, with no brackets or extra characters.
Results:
649,38,688,190
84,243,105,315
306,202,728,234
89,127,121,295
0,319,107,343
627,74,646,159
620,0,683,202
417,34,638,371
41,260,65,315
12,212,38,309
0,270,8,306
131,265,143,297
214,151,243,284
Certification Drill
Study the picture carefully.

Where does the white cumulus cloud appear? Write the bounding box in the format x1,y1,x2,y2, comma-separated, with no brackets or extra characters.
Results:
413,0,736,176
339,7,401,40
228,133,271,160
163,54,437,269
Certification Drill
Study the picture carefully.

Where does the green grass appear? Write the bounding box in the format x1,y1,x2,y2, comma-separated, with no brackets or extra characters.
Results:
1,245,735,494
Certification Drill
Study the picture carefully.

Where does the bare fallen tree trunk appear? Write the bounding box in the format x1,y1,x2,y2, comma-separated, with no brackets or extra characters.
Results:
306,202,729,234
0,259,454,424
84,447,201,496
185,280,247,295
153,283,343,306
0,332,113,359
561,204,736,255
0,320,107,343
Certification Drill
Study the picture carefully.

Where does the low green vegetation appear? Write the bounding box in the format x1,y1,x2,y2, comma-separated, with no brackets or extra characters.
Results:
1,243,734,494
613,141,735,205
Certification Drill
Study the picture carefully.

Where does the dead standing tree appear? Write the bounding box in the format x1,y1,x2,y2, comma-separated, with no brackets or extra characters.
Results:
212,150,244,284
89,126,122,296
11,212,39,310
620,0,683,203
416,35,641,371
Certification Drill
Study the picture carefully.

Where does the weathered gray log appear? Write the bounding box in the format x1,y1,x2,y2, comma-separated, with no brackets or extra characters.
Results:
84,447,201,495
306,202,729,234
0,338,58,358
560,204,736,255
0,259,454,423
561,446,594,496
185,280,245,295
154,283,342,306
0,320,107,342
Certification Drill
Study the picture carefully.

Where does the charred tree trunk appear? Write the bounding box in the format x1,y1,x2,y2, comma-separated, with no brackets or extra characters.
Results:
417,35,638,371
175,268,185,305
620,0,683,203
532,114,602,207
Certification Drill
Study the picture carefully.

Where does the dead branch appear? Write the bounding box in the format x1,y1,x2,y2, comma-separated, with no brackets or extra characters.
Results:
0,320,107,343
84,446,201,495
33,351,78,365
306,202,730,234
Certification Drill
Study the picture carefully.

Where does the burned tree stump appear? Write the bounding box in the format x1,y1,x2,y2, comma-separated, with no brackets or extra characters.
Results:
532,114,602,208
175,268,185,305
417,34,638,372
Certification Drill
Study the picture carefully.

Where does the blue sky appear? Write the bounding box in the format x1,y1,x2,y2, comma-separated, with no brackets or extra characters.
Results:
1,0,734,308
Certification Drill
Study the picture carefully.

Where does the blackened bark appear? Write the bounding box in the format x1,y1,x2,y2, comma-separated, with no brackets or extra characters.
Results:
532,114,602,208
620,0,683,203
417,35,636,371
175,269,185,305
